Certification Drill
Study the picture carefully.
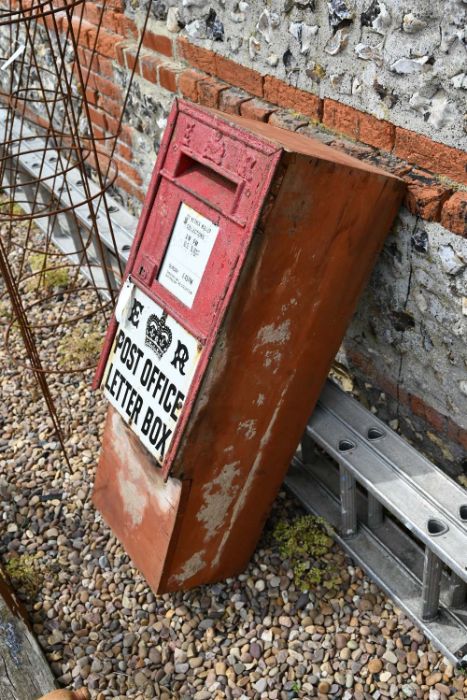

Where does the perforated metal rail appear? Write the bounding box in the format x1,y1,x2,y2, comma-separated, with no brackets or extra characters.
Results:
286,380,467,667
0,109,137,296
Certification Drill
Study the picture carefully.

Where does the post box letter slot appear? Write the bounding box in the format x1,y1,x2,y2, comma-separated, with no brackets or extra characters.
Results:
173,151,241,213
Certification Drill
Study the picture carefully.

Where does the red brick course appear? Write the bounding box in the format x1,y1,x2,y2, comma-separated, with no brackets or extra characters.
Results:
117,141,133,161
115,158,143,185
405,181,452,222
214,53,263,98
240,98,276,122
323,99,395,151
140,55,161,84
85,87,99,106
77,47,114,80
177,37,263,98
116,174,145,202
218,87,251,115
117,124,134,146
410,395,448,435
82,68,122,102
395,127,467,186
95,0,125,10
83,5,137,38
268,109,309,131
88,105,107,131
115,41,127,68
174,45,465,194
88,105,123,139
178,69,204,102
197,77,228,109
158,64,181,93
440,192,467,236
358,112,395,152
176,37,213,74
124,46,139,73
448,423,467,452
264,76,322,122
87,24,124,60
142,31,173,58
99,94,123,121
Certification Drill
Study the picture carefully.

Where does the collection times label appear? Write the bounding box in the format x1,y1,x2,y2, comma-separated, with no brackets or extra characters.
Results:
158,203,219,308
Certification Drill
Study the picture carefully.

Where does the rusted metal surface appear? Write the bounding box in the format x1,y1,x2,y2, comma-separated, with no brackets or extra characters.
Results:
94,100,405,592
93,406,184,592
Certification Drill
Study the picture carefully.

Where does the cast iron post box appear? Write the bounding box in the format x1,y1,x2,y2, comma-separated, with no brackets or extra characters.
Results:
93,99,404,593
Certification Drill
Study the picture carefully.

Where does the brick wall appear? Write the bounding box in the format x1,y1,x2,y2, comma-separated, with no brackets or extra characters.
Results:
52,1,466,475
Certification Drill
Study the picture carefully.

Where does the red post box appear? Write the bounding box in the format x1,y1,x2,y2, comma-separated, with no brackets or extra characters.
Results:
93,99,404,593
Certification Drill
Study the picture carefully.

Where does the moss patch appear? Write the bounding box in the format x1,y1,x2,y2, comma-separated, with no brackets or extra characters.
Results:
273,514,340,591
57,322,103,369
0,201,25,216
0,300,12,322
4,554,44,597
27,253,69,291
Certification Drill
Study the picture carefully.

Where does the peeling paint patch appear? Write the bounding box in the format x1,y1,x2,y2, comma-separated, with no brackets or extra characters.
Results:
280,297,298,314
117,475,148,527
254,320,291,350
212,377,294,567
263,349,283,372
237,419,257,440
111,411,179,527
197,462,241,540
172,551,206,585
256,393,265,406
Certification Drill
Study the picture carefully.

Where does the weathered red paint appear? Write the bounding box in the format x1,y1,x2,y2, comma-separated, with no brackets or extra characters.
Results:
93,407,186,591
95,101,282,480
93,99,405,592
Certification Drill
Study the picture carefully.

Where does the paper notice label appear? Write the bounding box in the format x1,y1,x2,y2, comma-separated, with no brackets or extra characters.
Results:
158,203,219,308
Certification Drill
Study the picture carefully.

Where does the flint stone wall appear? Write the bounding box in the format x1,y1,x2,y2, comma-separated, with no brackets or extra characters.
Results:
133,0,467,150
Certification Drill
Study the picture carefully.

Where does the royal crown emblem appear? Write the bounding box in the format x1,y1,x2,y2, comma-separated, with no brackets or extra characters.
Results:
145,311,172,358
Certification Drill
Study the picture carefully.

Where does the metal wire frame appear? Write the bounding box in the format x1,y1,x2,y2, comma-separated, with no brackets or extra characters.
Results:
0,0,153,460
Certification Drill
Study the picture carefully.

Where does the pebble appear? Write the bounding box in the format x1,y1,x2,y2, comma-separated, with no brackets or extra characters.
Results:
435,683,451,695
215,661,226,675
254,678,267,693
426,671,442,686
368,658,383,674
250,642,262,659
383,650,398,664
134,671,147,688
335,632,349,649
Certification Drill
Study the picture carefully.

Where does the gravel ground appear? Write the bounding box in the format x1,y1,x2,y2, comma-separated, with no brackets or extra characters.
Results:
0,230,466,700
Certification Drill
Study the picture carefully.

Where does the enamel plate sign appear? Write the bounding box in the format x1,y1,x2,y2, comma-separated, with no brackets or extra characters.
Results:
102,282,201,465
158,203,219,308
